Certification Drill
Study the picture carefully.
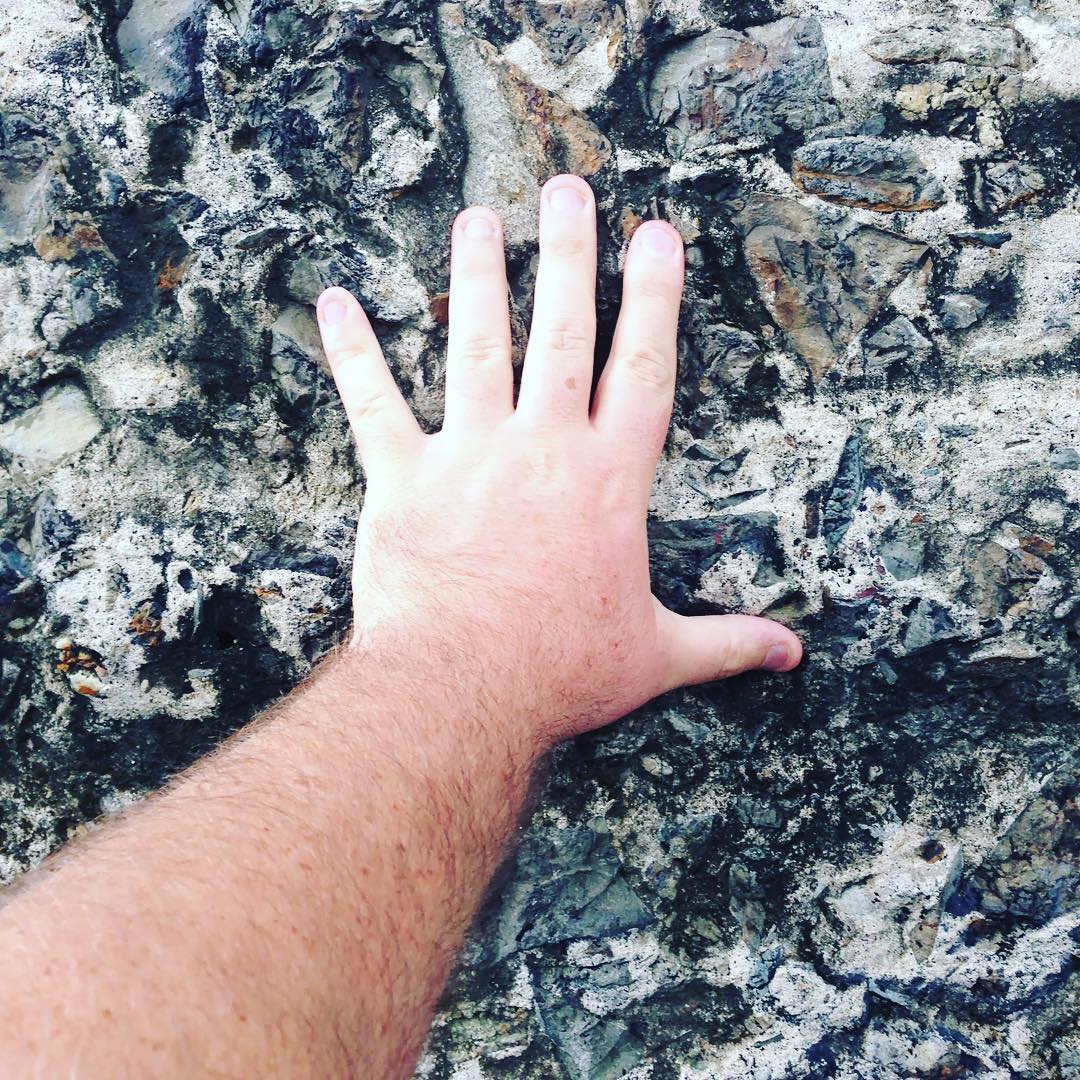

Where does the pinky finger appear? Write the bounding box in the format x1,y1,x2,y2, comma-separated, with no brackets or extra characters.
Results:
317,287,424,482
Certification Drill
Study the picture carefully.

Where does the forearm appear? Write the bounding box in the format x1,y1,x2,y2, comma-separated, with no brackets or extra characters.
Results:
0,638,540,1077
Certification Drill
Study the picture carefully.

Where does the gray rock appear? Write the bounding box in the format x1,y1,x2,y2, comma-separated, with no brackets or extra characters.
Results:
879,526,927,580
822,431,864,554
739,195,930,381
972,159,1047,214
900,598,962,653
940,293,988,330
865,22,1029,69
0,384,102,478
792,137,945,212
863,316,933,372
0,112,61,251
699,324,761,388
509,0,621,65
483,824,652,965
534,1000,643,1080
648,18,838,156
949,229,1012,248
270,306,326,409
117,0,211,107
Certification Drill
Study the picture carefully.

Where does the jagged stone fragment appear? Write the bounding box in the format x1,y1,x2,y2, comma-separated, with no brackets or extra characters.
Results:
480,42,611,175
792,137,945,212
482,825,651,965
863,316,933,372
865,22,1029,69
940,293,988,329
738,195,930,381
822,432,864,554
117,0,211,107
972,159,1046,214
0,384,101,477
508,0,621,64
648,18,838,156
0,112,61,251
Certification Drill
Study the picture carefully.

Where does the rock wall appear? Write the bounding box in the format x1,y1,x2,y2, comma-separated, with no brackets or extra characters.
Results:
1,1,1079,1076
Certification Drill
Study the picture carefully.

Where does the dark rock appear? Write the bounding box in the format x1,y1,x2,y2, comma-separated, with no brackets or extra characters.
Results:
648,514,782,607
822,432,864,554
879,525,926,580
509,0,621,65
0,112,62,250
971,159,1046,214
900,598,962,653
483,824,652,964
648,18,838,156
968,764,1080,924
862,316,932,372
534,998,643,1080
699,325,761,389
118,0,212,108
792,137,945,212
949,229,1012,248
0,538,32,611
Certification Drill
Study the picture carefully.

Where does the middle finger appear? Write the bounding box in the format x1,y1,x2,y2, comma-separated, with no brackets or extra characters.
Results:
516,174,597,424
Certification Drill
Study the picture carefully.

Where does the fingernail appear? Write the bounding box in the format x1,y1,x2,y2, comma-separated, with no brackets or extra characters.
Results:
635,223,679,257
762,644,791,672
547,184,586,214
320,300,348,326
463,216,495,240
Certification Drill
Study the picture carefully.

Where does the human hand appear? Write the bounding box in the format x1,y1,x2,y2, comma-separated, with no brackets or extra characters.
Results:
315,174,801,754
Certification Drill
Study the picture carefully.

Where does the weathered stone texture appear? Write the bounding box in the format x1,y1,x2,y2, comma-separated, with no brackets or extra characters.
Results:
792,137,945,212
2,1,1080,1077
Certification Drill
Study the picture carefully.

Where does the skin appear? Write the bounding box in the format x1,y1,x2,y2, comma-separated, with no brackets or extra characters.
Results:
0,175,801,1077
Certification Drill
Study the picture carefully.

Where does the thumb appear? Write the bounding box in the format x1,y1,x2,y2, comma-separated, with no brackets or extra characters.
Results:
655,601,803,690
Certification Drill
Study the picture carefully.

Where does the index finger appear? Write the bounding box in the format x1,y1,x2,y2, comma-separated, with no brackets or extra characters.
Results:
590,220,685,487
316,287,424,485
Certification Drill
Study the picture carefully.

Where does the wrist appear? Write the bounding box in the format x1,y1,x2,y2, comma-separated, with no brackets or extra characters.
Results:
323,622,550,771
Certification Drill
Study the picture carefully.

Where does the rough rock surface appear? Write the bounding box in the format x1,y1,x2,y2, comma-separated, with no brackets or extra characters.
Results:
792,137,946,212
1,1,1079,1078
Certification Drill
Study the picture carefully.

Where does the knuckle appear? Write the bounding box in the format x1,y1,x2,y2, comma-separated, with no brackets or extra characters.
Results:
332,345,374,369
621,342,674,389
539,317,592,358
346,387,392,425
545,232,588,259
455,334,508,367
630,272,678,303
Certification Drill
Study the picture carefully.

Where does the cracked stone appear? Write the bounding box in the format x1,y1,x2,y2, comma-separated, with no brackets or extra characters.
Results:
940,293,989,330
792,137,946,212
972,159,1047,214
738,195,930,382
648,18,838,157
865,22,1030,69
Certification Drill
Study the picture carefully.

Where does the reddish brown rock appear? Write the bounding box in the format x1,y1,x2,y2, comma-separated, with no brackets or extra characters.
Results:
738,195,930,381
480,42,611,176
